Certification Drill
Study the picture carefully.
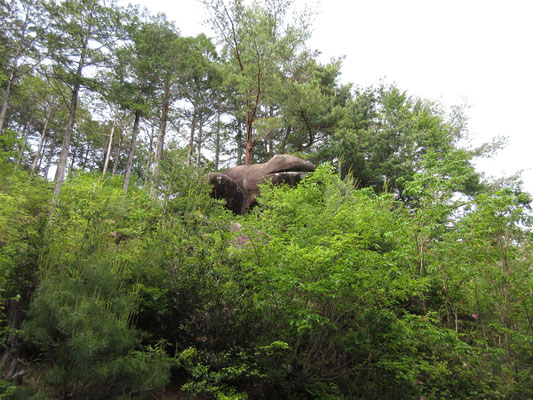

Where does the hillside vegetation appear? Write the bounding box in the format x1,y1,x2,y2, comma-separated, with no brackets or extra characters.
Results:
1,0,532,399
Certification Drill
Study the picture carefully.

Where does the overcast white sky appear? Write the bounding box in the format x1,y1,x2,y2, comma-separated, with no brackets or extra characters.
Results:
133,0,533,194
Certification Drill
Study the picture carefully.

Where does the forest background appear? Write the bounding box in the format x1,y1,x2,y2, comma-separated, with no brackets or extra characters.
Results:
139,0,533,195
0,0,532,399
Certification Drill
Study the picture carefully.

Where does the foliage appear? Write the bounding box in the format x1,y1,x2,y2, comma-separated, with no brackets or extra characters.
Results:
1,1,532,399
1,151,531,399
204,0,312,163
0,131,20,163
5,172,172,398
22,257,172,399
167,165,531,399
319,85,480,196
0,162,50,348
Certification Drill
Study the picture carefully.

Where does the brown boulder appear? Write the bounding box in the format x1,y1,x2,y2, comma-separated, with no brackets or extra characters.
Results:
209,154,315,214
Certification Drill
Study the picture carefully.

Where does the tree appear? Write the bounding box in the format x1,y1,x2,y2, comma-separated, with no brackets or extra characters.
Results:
68,105,109,172
45,0,119,198
436,186,533,398
402,149,481,313
204,0,311,164
322,85,481,197
0,0,47,134
257,55,350,159
138,16,183,190
178,34,223,169
107,12,168,193
8,74,65,176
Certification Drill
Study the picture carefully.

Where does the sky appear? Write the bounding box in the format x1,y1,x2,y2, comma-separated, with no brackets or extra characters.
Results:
133,0,533,194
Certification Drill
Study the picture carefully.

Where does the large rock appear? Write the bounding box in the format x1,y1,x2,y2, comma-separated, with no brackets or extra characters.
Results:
209,154,315,214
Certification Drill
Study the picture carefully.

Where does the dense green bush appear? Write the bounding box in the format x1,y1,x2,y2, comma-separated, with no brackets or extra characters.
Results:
2,171,174,399
1,161,531,399
0,162,51,391
172,164,532,399
22,257,172,399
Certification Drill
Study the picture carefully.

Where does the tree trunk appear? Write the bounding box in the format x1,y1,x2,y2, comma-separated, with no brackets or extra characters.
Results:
122,110,140,192
53,85,79,195
279,126,291,154
112,127,123,176
244,112,253,165
214,113,221,171
16,121,31,165
187,110,197,167
145,124,155,186
195,118,204,171
102,115,116,177
30,102,53,176
236,119,243,166
53,36,88,198
69,142,78,170
0,299,23,379
0,66,17,134
0,5,38,134
81,146,89,170
152,81,170,182
43,147,54,178
36,137,47,173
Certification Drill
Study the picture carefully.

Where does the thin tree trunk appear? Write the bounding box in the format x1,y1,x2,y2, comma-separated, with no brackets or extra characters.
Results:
122,111,140,192
0,66,17,134
36,137,47,172
244,82,260,165
236,119,243,166
145,125,155,187
0,299,23,377
43,147,53,178
58,91,78,180
187,110,197,167
31,102,53,176
195,118,204,171
81,146,89,170
112,127,123,176
0,6,39,134
69,143,77,170
245,112,253,165
279,126,291,154
52,32,89,198
265,106,273,158
418,234,427,314
214,113,221,171
102,115,116,177
53,71,86,196
16,121,31,165
152,81,170,184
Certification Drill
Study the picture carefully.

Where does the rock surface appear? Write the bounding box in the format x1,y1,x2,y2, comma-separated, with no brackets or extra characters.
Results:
209,154,315,214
